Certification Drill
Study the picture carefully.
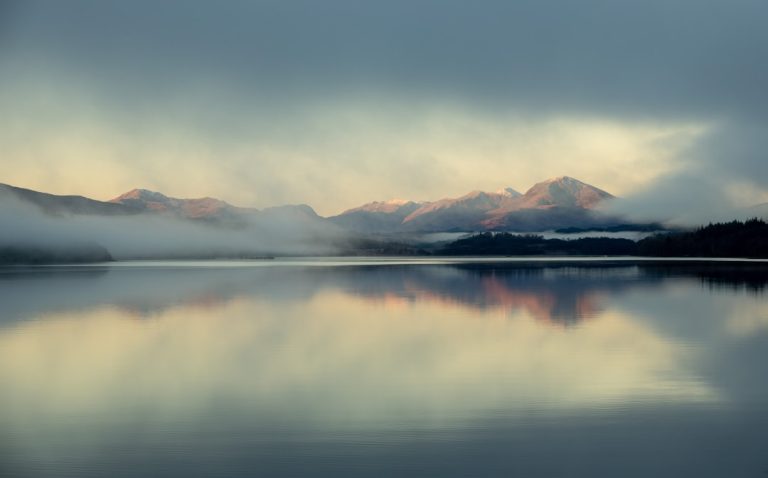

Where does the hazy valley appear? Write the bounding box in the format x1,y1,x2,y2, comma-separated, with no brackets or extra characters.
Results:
0,176,638,261
4,175,768,262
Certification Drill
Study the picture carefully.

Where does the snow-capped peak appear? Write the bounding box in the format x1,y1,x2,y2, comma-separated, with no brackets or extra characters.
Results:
381,198,412,206
342,199,422,214
111,188,169,202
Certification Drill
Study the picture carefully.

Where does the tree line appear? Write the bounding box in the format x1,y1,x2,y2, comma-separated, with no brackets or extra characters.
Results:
440,219,768,258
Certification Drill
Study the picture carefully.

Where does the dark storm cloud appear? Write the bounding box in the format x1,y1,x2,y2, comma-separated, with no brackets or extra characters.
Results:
3,0,766,119
2,0,767,220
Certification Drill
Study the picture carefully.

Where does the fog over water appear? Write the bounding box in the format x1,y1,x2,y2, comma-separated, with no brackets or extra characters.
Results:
0,194,344,258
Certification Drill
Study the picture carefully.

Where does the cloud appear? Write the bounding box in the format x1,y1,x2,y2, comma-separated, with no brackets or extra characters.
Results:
606,119,768,223
0,80,704,214
4,0,766,118
0,193,343,258
1,0,766,218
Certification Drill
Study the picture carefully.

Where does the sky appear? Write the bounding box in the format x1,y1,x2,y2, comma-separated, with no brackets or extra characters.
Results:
1,0,767,217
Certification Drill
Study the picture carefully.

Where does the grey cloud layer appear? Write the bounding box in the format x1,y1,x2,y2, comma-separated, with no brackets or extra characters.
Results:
2,0,767,220
4,1,765,116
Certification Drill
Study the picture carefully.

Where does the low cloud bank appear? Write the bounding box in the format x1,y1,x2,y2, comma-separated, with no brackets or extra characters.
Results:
0,194,344,260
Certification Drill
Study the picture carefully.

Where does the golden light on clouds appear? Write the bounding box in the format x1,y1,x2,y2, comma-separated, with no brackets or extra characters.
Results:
0,81,707,215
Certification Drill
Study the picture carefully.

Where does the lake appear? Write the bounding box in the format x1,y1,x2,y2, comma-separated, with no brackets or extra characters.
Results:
1,258,768,477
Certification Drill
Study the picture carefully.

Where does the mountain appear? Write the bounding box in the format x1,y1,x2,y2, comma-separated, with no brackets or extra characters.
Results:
328,199,425,233
0,183,339,262
400,189,521,232
0,183,136,216
110,188,256,223
498,176,612,211
330,178,615,233
1,182,328,236
329,188,522,234
481,176,616,230
0,183,128,264
396,177,615,232
109,188,326,226
261,203,321,220
2,177,619,238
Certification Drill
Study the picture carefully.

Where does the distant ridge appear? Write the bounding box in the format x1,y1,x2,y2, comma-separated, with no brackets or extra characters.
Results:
328,199,425,233
331,176,616,232
110,188,252,220
0,183,136,216
2,176,623,233
504,176,612,210
481,176,614,230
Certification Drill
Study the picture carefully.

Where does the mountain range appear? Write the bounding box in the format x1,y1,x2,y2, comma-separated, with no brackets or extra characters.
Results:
1,176,621,233
328,176,616,232
1,176,624,233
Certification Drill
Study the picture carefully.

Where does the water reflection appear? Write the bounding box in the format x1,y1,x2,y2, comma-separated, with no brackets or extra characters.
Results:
1,261,768,477
3,261,766,328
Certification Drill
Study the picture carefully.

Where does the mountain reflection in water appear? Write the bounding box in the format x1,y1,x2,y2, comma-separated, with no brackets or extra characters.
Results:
1,261,766,327
1,260,768,478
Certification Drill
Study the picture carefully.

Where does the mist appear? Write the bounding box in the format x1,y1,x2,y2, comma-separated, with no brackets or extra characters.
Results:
0,194,344,260
603,118,768,225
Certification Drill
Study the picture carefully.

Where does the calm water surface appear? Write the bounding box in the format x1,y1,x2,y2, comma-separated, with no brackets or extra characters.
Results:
1,258,768,477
